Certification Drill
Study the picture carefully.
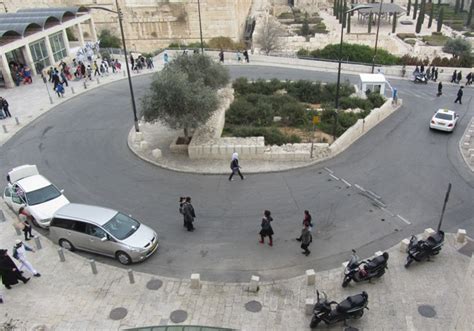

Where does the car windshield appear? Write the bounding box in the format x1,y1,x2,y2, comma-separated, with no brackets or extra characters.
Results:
103,212,140,240
435,113,453,120
25,184,61,206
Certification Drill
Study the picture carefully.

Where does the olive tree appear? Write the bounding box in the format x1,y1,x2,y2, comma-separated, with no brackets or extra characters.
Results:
443,37,472,57
141,54,229,140
255,16,285,55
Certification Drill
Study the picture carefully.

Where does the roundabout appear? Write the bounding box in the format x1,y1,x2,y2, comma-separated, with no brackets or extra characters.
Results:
0,65,473,282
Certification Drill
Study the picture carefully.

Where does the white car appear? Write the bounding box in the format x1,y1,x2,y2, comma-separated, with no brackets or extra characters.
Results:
3,165,70,228
429,109,459,132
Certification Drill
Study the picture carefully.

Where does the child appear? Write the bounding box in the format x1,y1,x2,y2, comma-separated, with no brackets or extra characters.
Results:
55,82,65,97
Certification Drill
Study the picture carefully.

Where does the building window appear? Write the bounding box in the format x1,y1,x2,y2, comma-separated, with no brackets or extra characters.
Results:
29,39,51,74
49,32,67,62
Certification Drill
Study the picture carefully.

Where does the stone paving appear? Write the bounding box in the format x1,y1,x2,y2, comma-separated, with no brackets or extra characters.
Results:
0,203,472,330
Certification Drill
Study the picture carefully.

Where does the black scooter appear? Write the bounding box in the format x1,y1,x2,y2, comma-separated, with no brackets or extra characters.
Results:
310,291,369,328
405,230,445,268
342,250,389,287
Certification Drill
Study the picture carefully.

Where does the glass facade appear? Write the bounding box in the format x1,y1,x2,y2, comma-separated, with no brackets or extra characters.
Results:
29,39,50,74
49,32,67,62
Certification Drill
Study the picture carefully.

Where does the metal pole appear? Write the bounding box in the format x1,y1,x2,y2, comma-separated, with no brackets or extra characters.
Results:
333,12,345,142
116,0,140,132
437,183,451,232
371,0,383,73
128,269,135,284
197,0,204,53
310,122,315,158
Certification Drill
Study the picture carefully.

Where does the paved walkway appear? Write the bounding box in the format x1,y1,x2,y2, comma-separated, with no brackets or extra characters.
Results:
0,203,472,330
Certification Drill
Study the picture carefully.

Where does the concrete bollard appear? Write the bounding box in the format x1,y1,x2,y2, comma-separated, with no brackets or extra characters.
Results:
249,275,260,292
15,117,20,125
306,269,316,286
139,141,149,151
90,259,98,274
57,248,66,262
2,125,7,133
423,228,436,240
375,251,383,256
0,209,5,222
71,87,75,94
190,273,200,289
128,269,135,284
83,81,87,89
96,78,100,84
305,298,315,315
456,229,467,243
34,236,42,250
152,148,162,160
400,238,410,252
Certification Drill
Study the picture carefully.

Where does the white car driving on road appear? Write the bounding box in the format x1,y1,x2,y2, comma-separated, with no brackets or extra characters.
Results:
429,109,459,132
3,165,69,228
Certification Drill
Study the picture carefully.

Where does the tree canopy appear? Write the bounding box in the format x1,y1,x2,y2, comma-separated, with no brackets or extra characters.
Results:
140,54,230,139
443,37,472,57
98,29,121,48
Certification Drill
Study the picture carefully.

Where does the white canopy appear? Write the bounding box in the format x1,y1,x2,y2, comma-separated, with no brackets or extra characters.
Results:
359,73,387,84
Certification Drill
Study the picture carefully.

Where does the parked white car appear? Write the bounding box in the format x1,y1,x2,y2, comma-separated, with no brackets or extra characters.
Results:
429,109,459,132
3,165,70,228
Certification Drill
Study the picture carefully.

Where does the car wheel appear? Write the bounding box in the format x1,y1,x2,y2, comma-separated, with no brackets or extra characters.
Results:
116,251,132,265
59,239,75,251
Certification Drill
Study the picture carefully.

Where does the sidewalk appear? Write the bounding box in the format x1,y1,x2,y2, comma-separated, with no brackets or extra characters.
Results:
1,202,472,330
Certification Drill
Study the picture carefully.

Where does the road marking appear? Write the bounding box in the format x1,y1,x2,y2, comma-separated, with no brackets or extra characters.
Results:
341,178,352,187
397,214,412,225
366,190,381,199
329,174,340,181
324,167,334,174
372,198,387,208
354,184,365,191
381,207,395,217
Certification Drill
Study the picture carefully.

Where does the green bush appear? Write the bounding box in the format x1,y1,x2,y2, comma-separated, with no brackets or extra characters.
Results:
280,102,308,126
286,80,323,103
296,48,311,57
339,97,373,111
367,93,386,108
208,36,246,50
227,126,301,145
98,29,121,48
226,96,274,126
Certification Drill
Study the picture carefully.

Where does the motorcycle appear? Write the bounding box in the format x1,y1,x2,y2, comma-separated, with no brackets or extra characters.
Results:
405,230,444,268
414,73,428,84
310,291,369,328
342,250,389,287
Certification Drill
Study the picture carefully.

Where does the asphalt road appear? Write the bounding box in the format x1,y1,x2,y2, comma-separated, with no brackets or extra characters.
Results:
1,66,473,282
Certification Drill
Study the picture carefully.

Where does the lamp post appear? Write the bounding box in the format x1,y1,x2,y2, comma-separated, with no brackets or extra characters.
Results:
89,0,140,132
197,0,204,53
371,1,384,73
334,5,372,140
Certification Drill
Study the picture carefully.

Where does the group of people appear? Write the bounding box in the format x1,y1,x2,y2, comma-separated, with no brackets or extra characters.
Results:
219,49,250,64
414,64,439,81
130,55,154,73
451,70,474,86
1,208,41,291
9,62,33,86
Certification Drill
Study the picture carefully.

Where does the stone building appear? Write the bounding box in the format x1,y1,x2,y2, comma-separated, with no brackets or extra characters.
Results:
0,0,253,52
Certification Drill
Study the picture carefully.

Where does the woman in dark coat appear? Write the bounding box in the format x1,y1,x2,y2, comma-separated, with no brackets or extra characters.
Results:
183,197,196,232
0,249,29,289
259,210,274,246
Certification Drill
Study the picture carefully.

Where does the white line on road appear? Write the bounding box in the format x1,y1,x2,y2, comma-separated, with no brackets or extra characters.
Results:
329,174,340,181
354,184,365,191
324,167,334,174
366,190,381,199
397,214,412,225
381,207,395,217
341,178,352,187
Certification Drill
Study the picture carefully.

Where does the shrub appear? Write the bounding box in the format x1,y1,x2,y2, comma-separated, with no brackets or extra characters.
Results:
296,48,311,57
286,80,323,103
367,93,386,108
98,29,121,48
228,126,301,145
280,102,308,126
307,43,400,65
208,36,246,50
339,97,373,111
226,96,274,126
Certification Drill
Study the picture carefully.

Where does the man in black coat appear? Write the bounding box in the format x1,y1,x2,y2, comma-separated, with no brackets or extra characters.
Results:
454,86,464,104
0,249,30,289
183,197,196,232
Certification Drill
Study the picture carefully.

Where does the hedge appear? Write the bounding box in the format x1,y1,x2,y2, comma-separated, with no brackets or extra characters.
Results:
224,126,301,145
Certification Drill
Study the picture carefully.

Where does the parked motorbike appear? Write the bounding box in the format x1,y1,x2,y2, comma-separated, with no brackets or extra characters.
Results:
310,291,369,328
414,73,428,84
405,230,445,268
342,250,389,287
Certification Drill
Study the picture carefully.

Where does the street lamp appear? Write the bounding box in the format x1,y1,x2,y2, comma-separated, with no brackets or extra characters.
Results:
197,0,204,53
89,0,140,132
334,4,372,140
371,1,384,73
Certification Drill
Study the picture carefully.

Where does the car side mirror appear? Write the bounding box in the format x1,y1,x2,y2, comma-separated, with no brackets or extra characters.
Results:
101,236,108,242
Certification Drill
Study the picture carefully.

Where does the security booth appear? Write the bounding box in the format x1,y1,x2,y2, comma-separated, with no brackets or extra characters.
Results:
359,73,387,96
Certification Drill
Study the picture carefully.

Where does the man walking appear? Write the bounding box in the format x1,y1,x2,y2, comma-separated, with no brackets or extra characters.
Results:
457,71,462,84
0,97,11,118
451,70,457,83
454,86,464,104
183,197,196,232
13,240,40,277
0,249,30,289
219,50,224,63
243,50,249,63
437,81,443,97
300,224,312,256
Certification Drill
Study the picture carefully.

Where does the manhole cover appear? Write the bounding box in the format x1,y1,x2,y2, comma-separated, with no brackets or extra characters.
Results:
146,278,163,290
109,307,128,320
418,305,436,318
170,310,188,323
245,300,262,313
